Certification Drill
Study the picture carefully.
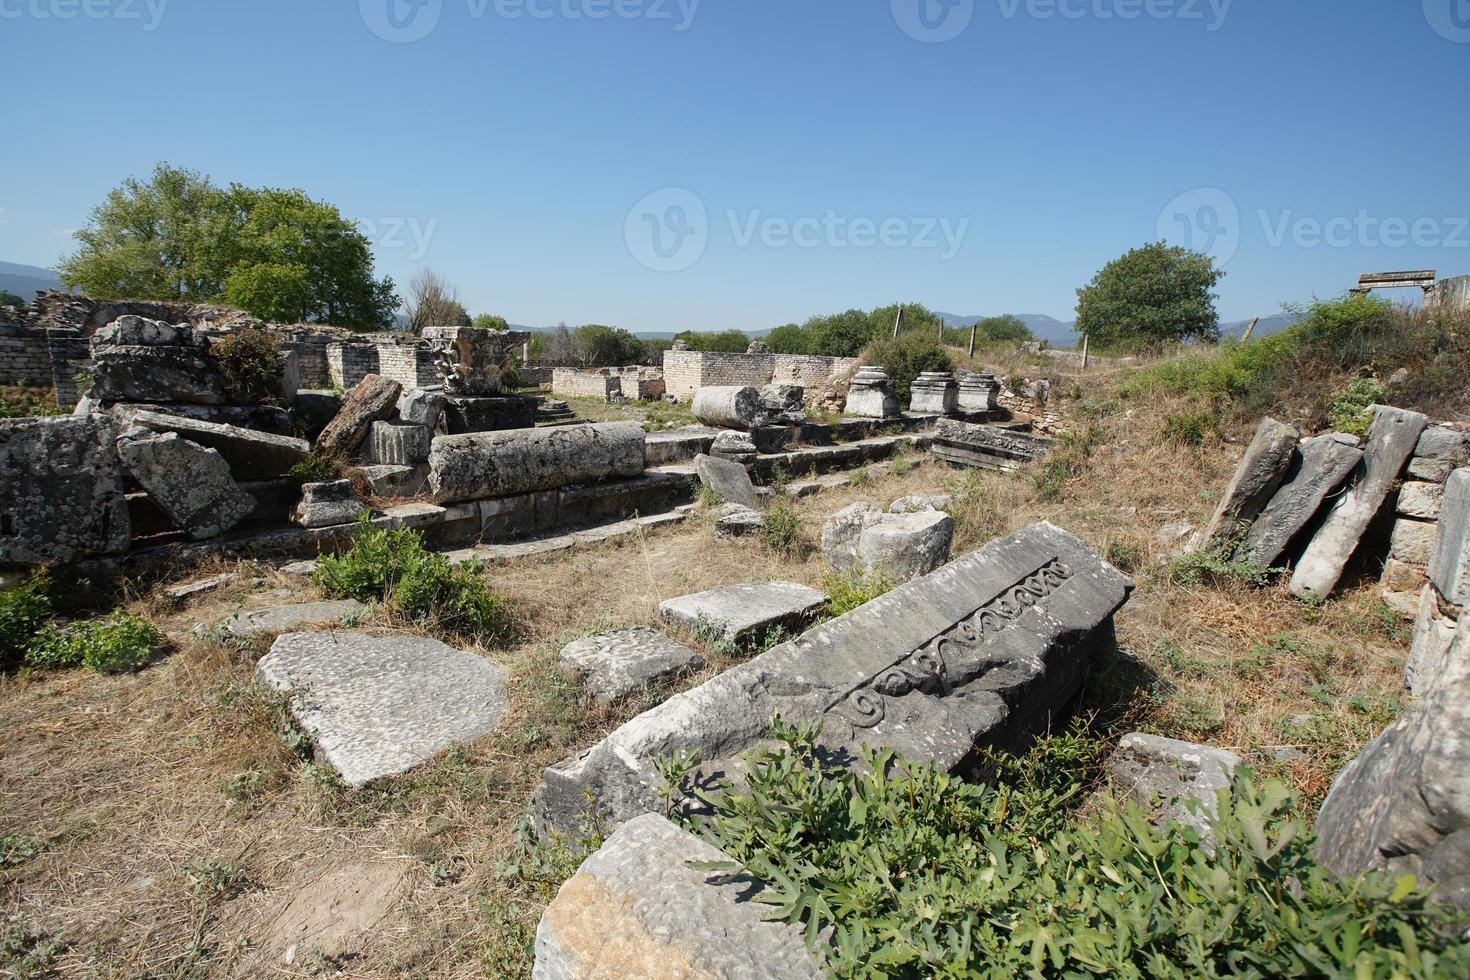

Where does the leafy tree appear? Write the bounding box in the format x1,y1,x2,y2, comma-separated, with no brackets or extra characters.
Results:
1075,241,1223,348
641,338,674,365
0,289,26,308
58,162,398,330
975,314,1033,343
572,324,643,367
860,331,955,402
764,323,811,355
472,313,509,332
673,329,751,353
802,309,875,358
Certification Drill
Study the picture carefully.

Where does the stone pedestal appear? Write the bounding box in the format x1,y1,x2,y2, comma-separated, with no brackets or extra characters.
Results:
957,372,1000,413
909,371,958,415
845,366,900,419
443,395,537,435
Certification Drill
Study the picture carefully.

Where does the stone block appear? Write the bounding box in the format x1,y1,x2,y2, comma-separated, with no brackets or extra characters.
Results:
219,599,368,639
1381,557,1428,593
931,418,1053,473
117,432,254,540
1291,407,1428,600
657,581,828,646
127,409,309,478
694,453,759,509
713,503,765,539
1236,433,1361,567
557,628,705,706
845,366,900,419
428,422,646,504
369,420,433,466
357,464,427,499
710,430,757,464
1406,584,1457,695
956,371,1000,412
538,523,1132,835
1415,425,1470,462
750,425,793,454
443,394,537,434
643,425,719,465
92,315,200,348
111,402,295,436
1408,457,1454,482
398,388,447,429
1390,518,1436,565
822,503,953,583
890,494,952,514
909,371,959,415
0,415,131,565
315,374,402,459
256,630,509,786
1108,733,1241,843
89,344,226,406
759,383,806,424
532,814,822,980
292,480,369,528
1398,481,1444,519
1429,468,1470,607
692,386,768,431
1199,417,1299,551
291,390,344,441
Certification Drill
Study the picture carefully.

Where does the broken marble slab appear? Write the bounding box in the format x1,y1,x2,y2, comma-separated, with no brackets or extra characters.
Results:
126,409,310,479
256,630,509,786
292,480,370,529
1235,432,1361,568
712,503,766,539
557,627,705,706
538,522,1132,835
117,432,255,541
532,813,822,979
821,502,954,583
1107,733,1241,844
1199,417,1299,552
657,581,828,647
218,599,368,639
694,453,760,510
1291,406,1428,600
1429,468,1470,607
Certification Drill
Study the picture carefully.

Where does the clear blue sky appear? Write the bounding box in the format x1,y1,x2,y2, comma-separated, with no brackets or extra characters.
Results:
3,0,1468,332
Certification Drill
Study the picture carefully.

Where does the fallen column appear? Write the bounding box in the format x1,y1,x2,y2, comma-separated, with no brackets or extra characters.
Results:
535,522,1133,835
692,386,769,431
428,421,646,504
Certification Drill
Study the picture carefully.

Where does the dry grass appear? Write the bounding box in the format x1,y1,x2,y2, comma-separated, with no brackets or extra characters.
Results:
0,380,1415,976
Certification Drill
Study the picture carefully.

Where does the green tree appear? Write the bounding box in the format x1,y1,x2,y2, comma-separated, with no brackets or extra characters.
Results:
975,314,1033,343
472,313,509,331
572,324,643,366
0,289,25,308
1075,241,1223,349
764,323,811,355
860,332,955,402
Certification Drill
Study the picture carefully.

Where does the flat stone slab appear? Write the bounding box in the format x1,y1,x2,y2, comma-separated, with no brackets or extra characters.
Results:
256,630,509,786
1108,733,1241,842
165,573,238,601
658,581,828,646
694,453,759,509
1199,417,1299,551
558,628,705,705
533,813,822,979
539,523,1132,835
931,418,1053,472
1236,432,1361,567
128,409,309,478
220,599,368,638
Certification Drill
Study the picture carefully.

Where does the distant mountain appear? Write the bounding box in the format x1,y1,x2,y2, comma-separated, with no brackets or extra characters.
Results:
0,261,63,302
936,312,1080,348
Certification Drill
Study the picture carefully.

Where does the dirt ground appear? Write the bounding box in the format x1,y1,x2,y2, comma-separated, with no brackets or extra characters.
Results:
0,388,1411,978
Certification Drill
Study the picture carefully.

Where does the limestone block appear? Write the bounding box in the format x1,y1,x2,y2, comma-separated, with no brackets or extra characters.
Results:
1108,733,1242,842
557,628,705,706
694,453,759,509
398,388,448,429
538,523,1133,835
1415,425,1470,463
111,402,294,436
709,430,757,464
845,366,900,420
92,315,201,348
1390,518,1436,565
890,494,952,514
1199,417,1299,552
220,599,368,639
369,421,433,466
1291,407,1428,600
657,581,828,646
1398,481,1444,519
315,374,402,459
1236,433,1361,567
759,383,806,424
443,394,537,434
931,419,1053,473
821,503,953,582
117,432,254,541
256,630,509,786
1429,468,1470,606
692,386,768,431
956,372,1000,412
909,371,958,415
0,415,131,565
428,422,645,504
127,409,309,478
713,503,765,539
89,344,226,406
292,480,368,528
1382,557,1428,594
1408,457,1454,483
357,464,427,499
532,814,822,980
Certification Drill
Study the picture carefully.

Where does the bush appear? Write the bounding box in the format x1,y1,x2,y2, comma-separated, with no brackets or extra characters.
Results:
820,570,896,618
287,448,343,486
1169,549,1278,588
1033,425,1102,500
210,327,283,405
1329,376,1388,437
1160,409,1221,445
761,499,811,558
25,611,161,672
0,572,52,666
685,723,1470,978
316,518,515,645
860,333,955,402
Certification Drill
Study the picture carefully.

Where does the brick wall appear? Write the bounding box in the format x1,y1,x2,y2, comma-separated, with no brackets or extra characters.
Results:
0,323,54,386
552,368,619,400
621,374,666,401
327,343,382,389
662,350,774,400
47,330,90,407
377,345,439,389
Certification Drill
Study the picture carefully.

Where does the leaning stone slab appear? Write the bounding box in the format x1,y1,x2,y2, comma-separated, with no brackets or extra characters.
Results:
1107,733,1241,843
117,432,255,540
219,599,368,639
316,374,402,459
1291,406,1428,600
1315,610,1470,908
538,523,1132,835
533,813,823,980
256,630,509,786
128,409,309,478
558,627,705,706
1199,417,1299,552
0,415,131,565
1236,433,1361,567
930,418,1053,473
694,453,759,509
1429,468,1470,607
292,480,369,529
658,581,828,647
429,422,645,505
691,386,768,431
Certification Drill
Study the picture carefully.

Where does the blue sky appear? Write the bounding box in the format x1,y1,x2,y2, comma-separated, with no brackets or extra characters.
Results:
3,0,1468,331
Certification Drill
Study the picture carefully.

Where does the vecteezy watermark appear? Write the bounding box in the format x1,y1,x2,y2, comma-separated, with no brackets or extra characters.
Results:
356,216,439,261
624,189,970,272
360,0,698,42
1423,0,1470,42
0,0,169,30
891,0,974,43
1159,188,1470,264
998,0,1232,30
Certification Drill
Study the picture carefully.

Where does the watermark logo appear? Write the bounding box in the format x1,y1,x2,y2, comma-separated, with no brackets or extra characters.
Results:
997,0,1232,31
1157,188,1240,264
360,0,442,42
625,188,708,273
356,216,439,261
1423,0,1470,42
0,0,170,31
891,0,974,42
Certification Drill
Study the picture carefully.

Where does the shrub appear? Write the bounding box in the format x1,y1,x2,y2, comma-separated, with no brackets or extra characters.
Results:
0,389,64,418
315,518,515,645
0,572,52,666
1169,548,1278,588
761,499,811,558
1329,376,1388,437
1033,424,1102,500
287,448,342,486
25,611,161,672
860,332,955,402
1160,409,1221,445
686,722,1470,978
820,570,896,618
210,328,283,405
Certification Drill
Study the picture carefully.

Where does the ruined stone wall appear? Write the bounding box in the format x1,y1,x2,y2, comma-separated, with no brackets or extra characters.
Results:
771,354,859,389
0,323,53,387
552,368,619,401
621,373,666,401
47,330,90,407
662,350,774,401
1431,275,1470,317
377,344,439,389
327,343,382,389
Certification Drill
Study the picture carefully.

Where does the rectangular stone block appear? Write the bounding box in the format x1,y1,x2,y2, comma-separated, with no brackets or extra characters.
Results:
369,420,432,466
931,418,1053,473
1429,468,1470,606
1398,481,1444,519
428,422,645,504
1237,433,1361,567
0,415,132,565
128,409,309,478
1390,518,1437,565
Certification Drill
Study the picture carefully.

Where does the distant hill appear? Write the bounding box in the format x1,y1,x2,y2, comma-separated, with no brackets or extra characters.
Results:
936,312,1080,348
0,261,63,302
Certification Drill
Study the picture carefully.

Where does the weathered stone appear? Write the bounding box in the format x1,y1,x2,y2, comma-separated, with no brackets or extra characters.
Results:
1108,733,1241,843
0,415,131,565
422,325,529,396
1429,468,1470,607
1415,425,1470,463
1236,433,1362,567
392,389,443,431
292,480,369,528
1390,518,1436,565
1398,481,1444,520
657,581,828,646
1315,610,1470,908
442,394,538,434
219,599,368,638
369,421,433,466
316,375,402,459
111,402,295,436
713,503,765,539
1199,417,1299,551
821,503,953,583
750,425,793,454
558,628,705,706
931,418,1053,472
1291,407,1428,600
92,314,201,348
909,371,958,415
709,430,757,464
1407,584,1457,695
357,464,427,499
256,630,509,786
117,433,254,540
1382,557,1428,594
644,425,719,465
1408,457,1454,482
845,366,900,419
691,386,768,431
89,343,226,406
164,573,237,601
539,523,1132,835
956,371,1000,413
890,494,952,514
428,422,645,505
127,409,310,478
532,813,823,980
759,383,806,424
693,453,759,509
